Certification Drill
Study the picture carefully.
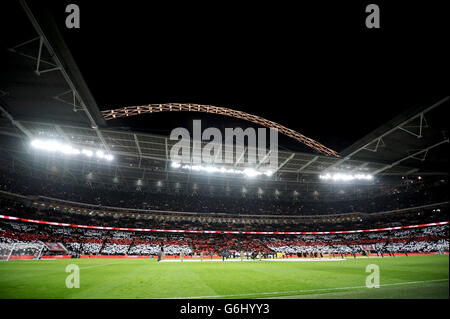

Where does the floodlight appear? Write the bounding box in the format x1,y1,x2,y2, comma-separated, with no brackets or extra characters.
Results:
171,162,181,168
264,170,274,177
170,161,274,178
82,149,93,157
319,173,373,181
242,168,259,177
31,138,114,162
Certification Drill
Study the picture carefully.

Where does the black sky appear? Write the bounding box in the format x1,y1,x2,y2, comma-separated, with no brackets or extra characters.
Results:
25,0,448,152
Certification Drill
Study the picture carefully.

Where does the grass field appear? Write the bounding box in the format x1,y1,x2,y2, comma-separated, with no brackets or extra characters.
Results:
0,255,448,299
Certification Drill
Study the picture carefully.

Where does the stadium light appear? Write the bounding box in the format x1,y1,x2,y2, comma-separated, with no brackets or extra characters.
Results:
171,162,181,168
319,173,373,181
31,139,113,161
82,149,93,157
170,162,273,178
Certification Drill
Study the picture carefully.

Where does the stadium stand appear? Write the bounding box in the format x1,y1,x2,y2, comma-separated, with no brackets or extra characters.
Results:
2,166,447,259
0,171,447,216
0,219,448,257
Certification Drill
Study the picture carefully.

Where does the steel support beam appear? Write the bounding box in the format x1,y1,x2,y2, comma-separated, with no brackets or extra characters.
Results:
256,150,272,168
8,36,59,73
18,0,110,152
405,168,419,175
372,139,449,175
274,153,295,173
351,162,369,172
234,147,247,168
54,125,71,143
133,134,143,168
323,96,449,171
398,113,428,138
297,156,319,173
53,90,83,112
0,105,33,138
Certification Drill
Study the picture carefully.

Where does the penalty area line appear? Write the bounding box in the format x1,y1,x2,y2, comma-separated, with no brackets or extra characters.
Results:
166,278,449,299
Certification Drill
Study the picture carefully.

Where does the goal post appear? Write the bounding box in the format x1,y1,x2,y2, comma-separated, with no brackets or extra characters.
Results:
0,243,15,261
0,242,45,261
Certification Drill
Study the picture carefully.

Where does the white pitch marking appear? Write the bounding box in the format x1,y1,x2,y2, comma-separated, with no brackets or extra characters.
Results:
166,278,449,299
261,258,347,262
160,258,348,263
79,260,131,270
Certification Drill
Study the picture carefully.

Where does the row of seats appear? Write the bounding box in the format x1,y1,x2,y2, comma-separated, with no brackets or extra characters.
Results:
1,220,447,255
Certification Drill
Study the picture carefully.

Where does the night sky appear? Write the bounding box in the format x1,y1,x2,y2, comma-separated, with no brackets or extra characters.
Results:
19,1,449,152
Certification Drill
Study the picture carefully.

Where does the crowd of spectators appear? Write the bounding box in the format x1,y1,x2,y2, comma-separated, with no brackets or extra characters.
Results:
265,225,449,255
0,191,447,233
1,168,448,258
0,220,193,256
1,170,447,216
1,219,448,257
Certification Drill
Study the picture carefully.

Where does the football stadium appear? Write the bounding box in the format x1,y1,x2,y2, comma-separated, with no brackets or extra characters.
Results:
0,1,448,303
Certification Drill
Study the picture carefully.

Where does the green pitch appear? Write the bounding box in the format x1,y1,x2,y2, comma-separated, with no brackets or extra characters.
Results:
0,255,448,299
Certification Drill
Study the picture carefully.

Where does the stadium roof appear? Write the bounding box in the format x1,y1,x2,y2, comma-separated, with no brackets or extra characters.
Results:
0,0,108,148
0,116,446,181
0,0,448,186
324,97,449,176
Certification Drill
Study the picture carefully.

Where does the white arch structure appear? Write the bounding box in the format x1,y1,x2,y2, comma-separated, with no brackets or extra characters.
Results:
101,103,340,157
